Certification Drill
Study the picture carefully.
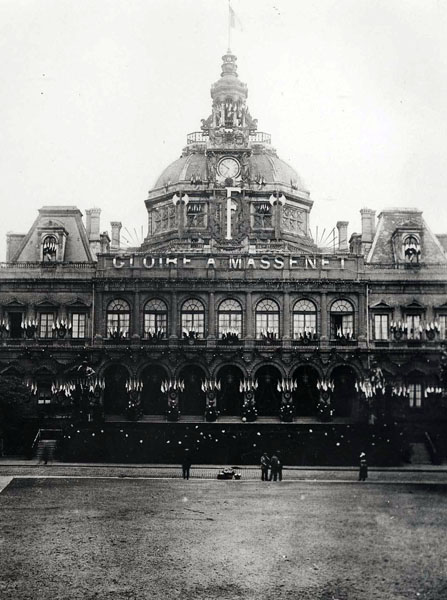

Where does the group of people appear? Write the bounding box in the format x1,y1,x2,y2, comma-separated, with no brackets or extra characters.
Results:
260,451,283,481
182,448,368,482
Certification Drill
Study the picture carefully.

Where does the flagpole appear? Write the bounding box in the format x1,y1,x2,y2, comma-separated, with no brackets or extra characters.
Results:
228,0,231,51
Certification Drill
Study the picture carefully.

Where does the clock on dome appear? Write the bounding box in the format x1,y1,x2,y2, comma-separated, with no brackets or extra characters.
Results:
218,156,240,179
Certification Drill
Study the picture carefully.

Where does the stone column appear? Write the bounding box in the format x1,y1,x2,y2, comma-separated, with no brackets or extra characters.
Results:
320,292,328,341
246,291,254,339
132,290,140,340
283,291,291,340
170,291,178,339
358,292,367,343
208,291,216,339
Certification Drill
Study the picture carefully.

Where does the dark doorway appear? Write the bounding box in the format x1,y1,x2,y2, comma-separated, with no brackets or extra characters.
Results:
331,366,356,417
8,313,23,339
254,365,282,416
104,365,129,415
141,365,167,415
292,366,319,416
216,365,244,416
178,365,206,415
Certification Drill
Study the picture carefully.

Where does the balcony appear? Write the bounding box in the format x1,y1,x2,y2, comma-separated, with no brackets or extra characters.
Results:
186,131,208,145
249,131,271,144
330,339,357,347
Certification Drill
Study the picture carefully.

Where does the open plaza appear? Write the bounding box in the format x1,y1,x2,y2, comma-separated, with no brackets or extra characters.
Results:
1,466,447,600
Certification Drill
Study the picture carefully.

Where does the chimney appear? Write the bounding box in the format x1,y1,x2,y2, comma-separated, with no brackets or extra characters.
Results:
360,208,376,243
86,208,101,239
100,232,111,253
360,208,376,256
6,233,25,262
110,221,122,250
86,208,101,258
336,221,349,252
349,233,362,255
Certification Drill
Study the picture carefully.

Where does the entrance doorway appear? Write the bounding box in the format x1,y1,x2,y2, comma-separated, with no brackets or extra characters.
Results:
141,365,168,415
331,366,356,417
178,365,206,415
254,365,282,416
292,366,319,417
104,365,129,415
216,365,244,416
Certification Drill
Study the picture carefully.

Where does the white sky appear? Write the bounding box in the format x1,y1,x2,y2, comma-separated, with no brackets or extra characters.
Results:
1,0,447,257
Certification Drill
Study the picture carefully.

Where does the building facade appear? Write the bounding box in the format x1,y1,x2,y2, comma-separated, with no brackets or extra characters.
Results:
1,52,447,464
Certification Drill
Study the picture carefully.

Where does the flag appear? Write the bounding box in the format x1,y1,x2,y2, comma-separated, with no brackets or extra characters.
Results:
229,4,243,31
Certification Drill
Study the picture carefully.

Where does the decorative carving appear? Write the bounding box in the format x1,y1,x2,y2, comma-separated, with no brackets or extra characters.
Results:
281,205,305,234
150,203,177,235
207,152,218,181
240,151,251,183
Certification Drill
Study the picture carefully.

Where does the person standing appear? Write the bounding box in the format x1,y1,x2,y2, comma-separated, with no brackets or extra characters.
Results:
276,451,283,481
269,452,280,481
359,452,368,481
182,449,192,480
260,452,270,481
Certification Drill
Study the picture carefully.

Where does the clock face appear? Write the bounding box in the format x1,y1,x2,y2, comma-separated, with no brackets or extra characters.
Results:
218,157,240,179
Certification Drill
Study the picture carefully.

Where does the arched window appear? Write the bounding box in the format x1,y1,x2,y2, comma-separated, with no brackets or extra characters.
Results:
218,299,242,337
330,299,354,339
106,299,130,338
42,235,57,262
181,299,205,337
144,298,167,337
293,299,317,338
256,299,280,339
403,235,421,263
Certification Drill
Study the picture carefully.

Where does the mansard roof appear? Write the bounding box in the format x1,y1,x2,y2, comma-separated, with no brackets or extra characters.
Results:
10,206,93,263
366,207,447,265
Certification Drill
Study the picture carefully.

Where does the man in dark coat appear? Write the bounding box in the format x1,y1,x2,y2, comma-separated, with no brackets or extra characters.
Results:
182,449,192,480
269,452,280,481
260,452,270,481
359,452,368,481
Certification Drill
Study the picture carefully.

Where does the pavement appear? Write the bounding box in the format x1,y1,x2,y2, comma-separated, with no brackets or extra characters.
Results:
1,458,447,485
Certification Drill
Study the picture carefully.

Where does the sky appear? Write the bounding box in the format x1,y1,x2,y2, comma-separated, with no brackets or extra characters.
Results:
1,0,447,257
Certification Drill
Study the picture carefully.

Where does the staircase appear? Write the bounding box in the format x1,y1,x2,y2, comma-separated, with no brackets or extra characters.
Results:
410,442,432,465
36,439,58,463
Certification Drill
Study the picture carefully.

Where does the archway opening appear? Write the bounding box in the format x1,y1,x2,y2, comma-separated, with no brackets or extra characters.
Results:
103,365,129,415
331,365,356,417
254,365,282,417
178,365,206,415
216,365,244,416
141,365,168,415
292,366,319,417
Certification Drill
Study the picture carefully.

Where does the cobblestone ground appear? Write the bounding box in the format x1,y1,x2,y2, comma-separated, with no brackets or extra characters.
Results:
1,476,447,600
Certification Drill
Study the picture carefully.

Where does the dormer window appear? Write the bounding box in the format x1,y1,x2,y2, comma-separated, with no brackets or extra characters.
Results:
403,235,421,263
42,235,58,262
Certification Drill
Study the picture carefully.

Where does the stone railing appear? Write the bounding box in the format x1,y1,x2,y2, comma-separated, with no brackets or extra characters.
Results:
0,262,96,270
186,131,209,144
249,131,271,144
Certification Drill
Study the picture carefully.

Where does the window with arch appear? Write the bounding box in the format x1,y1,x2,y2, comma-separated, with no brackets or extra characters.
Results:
256,299,280,339
42,235,57,262
403,235,421,263
181,299,205,337
330,299,354,339
144,298,168,337
218,299,242,337
106,299,130,338
293,299,317,339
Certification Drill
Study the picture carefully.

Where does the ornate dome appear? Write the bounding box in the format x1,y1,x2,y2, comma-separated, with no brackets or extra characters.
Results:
143,50,315,254
153,150,307,193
